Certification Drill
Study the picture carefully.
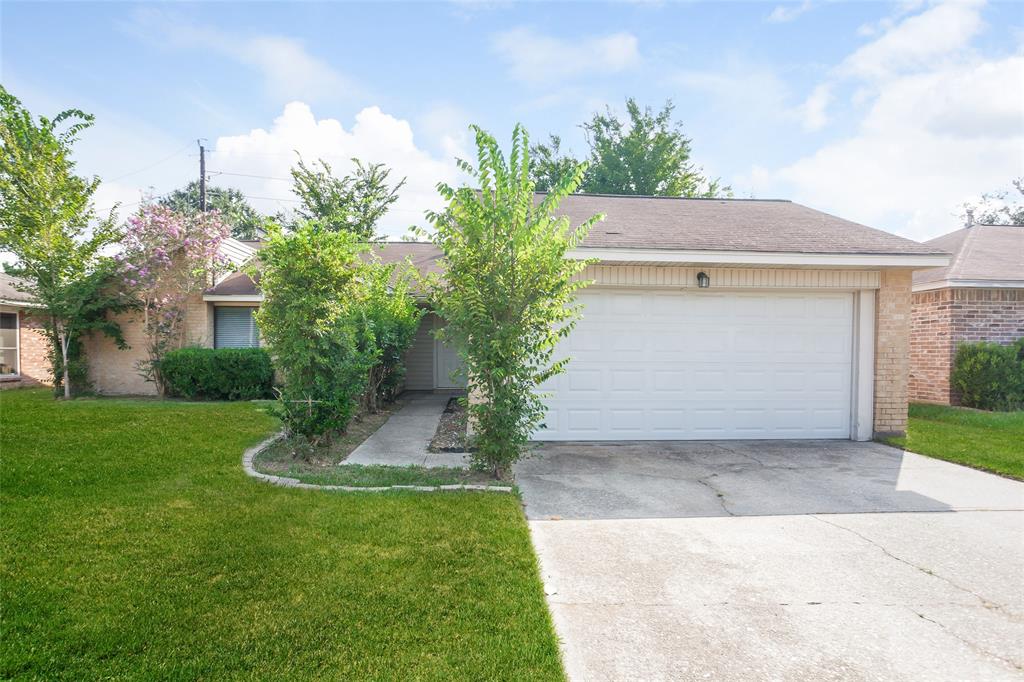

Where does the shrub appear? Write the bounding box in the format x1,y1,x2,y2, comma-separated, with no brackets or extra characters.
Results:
950,339,1024,411
160,347,274,401
252,224,374,444
359,262,423,413
421,125,601,477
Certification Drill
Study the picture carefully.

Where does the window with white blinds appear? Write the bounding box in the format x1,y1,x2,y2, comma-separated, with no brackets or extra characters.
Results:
214,307,260,349
0,312,18,375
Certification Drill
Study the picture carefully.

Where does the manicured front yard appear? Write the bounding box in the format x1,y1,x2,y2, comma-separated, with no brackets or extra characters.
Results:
0,389,562,680
885,403,1024,480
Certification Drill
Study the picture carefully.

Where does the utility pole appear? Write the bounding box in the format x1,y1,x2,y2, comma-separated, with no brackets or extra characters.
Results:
197,139,207,212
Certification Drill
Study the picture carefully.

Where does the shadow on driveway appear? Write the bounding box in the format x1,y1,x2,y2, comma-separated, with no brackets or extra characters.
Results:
514,440,1023,520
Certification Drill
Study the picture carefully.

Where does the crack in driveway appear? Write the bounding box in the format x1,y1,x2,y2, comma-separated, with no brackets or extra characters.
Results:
908,606,1024,671
812,514,1021,621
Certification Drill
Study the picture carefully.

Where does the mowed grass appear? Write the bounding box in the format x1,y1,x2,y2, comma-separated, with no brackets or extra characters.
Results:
0,389,563,680
885,403,1024,480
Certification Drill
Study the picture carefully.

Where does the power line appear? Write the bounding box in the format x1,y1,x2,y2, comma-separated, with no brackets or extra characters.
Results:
209,170,292,182
107,142,193,182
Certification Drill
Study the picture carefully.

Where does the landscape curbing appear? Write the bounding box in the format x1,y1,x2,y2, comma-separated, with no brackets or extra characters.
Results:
241,432,513,494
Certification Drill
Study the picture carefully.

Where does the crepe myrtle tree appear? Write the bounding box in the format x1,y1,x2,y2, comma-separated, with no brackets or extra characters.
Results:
0,85,135,398
421,124,603,477
118,204,231,394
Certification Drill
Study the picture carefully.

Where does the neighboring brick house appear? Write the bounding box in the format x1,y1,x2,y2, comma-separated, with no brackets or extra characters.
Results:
0,273,52,389
909,224,1024,405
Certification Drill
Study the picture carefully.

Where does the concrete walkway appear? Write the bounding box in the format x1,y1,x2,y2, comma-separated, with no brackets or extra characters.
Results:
346,393,470,468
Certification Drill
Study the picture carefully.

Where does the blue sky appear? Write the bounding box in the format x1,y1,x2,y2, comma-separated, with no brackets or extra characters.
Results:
3,0,1022,240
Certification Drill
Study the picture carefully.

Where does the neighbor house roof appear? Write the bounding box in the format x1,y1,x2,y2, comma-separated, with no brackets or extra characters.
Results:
552,194,946,256
913,224,1024,289
204,242,443,298
0,273,41,308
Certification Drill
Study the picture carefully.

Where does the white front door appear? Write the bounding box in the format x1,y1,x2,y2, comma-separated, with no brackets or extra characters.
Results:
536,289,854,440
434,336,467,389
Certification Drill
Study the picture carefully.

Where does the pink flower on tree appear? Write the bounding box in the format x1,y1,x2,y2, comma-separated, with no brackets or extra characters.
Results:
120,204,231,393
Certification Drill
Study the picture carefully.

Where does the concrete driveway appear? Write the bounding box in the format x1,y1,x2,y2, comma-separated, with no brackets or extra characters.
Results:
515,441,1024,681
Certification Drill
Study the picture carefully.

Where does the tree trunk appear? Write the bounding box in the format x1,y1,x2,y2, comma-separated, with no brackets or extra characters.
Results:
59,328,70,399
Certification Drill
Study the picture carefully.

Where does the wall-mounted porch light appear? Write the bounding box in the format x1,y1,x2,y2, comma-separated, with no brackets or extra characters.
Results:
696,271,710,288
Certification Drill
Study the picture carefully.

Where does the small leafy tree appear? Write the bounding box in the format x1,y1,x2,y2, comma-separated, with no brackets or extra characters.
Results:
583,98,725,197
528,98,728,199
960,178,1024,226
424,125,602,476
253,224,374,446
359,260,423,413
159,181,272,240
290,157,405,239
118,205,230,394
0,85,134,398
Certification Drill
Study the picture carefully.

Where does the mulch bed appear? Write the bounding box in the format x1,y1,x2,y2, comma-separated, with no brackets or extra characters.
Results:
429,397,469,453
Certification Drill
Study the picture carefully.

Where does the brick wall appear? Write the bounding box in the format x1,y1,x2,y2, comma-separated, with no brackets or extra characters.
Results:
874,269,912,436
0,309,53,390
84,294,214,395
910,287,1024,405
909,289,954,404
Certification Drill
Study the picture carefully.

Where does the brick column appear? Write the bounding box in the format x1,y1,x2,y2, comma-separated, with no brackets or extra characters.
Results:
874,269,912,436
909,288,954,404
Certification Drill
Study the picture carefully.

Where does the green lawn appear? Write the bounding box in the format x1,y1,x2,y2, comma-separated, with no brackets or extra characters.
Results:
0,389,563,680
885,403,1024,480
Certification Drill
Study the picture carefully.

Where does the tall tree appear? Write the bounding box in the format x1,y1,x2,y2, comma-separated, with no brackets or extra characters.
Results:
159,181,270,240
529,135,581,193
423,125,602,477
289,157,405,239
961,178,1024,226
0,86,134,398
529,98,728,198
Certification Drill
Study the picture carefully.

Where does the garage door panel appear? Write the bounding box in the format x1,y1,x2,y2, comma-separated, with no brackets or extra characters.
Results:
537,289,854,441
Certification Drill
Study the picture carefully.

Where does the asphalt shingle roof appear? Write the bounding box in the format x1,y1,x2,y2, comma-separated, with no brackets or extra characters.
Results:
552,194,945,255
913,224,1024,286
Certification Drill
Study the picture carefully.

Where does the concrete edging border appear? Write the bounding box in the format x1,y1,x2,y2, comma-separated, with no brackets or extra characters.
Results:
241,433,513,494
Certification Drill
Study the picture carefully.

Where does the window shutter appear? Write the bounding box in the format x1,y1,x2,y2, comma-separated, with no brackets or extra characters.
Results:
214,307,259,348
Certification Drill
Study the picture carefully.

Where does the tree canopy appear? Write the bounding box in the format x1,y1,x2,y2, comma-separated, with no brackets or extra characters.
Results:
159,181,271,240
289,157,405,239
529,98,728,198
0,85,133,397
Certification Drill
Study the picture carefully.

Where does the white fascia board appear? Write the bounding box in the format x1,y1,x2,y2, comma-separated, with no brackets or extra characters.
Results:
569,247,951,268
203,294,264,303
0,298,44,309
912,279,1024,292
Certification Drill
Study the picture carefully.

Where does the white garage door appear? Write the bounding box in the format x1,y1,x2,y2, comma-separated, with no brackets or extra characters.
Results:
536,289,854,440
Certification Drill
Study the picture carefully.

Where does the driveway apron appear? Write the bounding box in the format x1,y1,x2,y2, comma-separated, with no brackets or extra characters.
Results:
515,441,1024,681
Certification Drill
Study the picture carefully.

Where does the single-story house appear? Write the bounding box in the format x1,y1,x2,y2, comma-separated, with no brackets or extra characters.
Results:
6,195,951,440
909,223,1024,405
200,195,949,441
0,273,50,390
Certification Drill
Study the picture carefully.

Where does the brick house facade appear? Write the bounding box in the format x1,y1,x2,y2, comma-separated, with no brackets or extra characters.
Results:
909,225,1024,406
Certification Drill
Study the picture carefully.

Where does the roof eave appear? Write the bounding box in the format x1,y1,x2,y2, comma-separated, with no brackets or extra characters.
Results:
570,247,951,269
912,278,1024,292
203,294,264,303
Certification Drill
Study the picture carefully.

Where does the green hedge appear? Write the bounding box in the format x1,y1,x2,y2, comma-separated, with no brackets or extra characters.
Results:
160,347,274,401
950,339,1024,411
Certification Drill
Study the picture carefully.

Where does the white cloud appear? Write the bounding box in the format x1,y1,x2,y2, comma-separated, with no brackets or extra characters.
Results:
747,0,1024,241
796,84,831,131
212,102,463,238
491,27,640,85
125,9,354,103
766,1,814,24
840,0,985,80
